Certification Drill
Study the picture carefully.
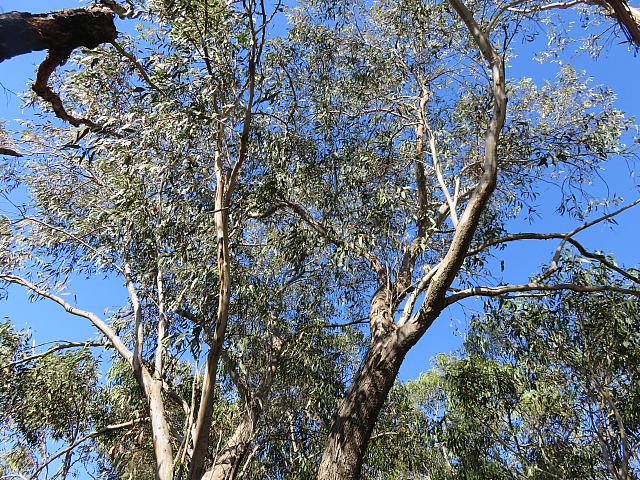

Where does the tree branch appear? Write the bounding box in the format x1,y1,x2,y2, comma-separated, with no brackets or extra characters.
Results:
500,0,640,46
444,282,639,304
428,129,459,228
398,0,507,342
466,198,640,284
0,274,134,363
123,262,144,375
0,8,120,129
0,147,22,157
2,341,108,370
282,200,386,280
111,40,166,96
0,8,116,63
32,49,101,129
28,417,148,480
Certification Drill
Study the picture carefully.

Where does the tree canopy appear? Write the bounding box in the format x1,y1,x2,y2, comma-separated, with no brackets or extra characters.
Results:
0,0,639,479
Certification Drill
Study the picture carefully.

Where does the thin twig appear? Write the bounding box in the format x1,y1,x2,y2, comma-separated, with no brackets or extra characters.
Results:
28,418,148,480
2,341,108,369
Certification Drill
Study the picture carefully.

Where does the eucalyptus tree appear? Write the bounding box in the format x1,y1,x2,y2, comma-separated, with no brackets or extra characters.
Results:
0,322,104,479
254,0,640,477
1,0,640,479
343,263,640,480
406,263,640,480
356,269,640,480
0,1,352,479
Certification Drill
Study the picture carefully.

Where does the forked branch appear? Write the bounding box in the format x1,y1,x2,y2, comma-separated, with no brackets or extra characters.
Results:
28,417,148,480
398,0,507,341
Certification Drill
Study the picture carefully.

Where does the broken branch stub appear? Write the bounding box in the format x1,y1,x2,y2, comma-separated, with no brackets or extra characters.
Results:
0,7,117,129
0,7,117,62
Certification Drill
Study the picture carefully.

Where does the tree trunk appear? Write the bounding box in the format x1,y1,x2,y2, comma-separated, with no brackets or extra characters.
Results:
147,377,175,480
317,333,407,480
203,403,260,480
0,7,116,62
188,180,232,480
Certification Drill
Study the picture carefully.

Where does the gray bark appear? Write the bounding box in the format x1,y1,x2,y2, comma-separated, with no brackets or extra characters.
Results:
317,333,406,480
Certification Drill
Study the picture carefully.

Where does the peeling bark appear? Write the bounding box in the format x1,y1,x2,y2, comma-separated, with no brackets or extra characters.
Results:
369,286,394,341
188,167,233,480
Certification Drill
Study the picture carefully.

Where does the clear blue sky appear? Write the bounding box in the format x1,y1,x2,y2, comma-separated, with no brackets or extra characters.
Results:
0,0,638,384
0,2,134,363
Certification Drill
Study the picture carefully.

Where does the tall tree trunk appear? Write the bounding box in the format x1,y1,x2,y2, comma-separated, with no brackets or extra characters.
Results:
146,376,175,480
317,333,407,480
188,172,232,480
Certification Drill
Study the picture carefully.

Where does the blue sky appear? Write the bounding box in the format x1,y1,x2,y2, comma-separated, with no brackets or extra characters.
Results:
0,0,638,384
0,1,125,351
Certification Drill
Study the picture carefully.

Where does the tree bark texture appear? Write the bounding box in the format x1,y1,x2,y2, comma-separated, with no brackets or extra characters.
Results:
0,8,116,62
603,0,640,45
188,178,232,480
146,377,175,480
317,333,407,480
0,7,117,128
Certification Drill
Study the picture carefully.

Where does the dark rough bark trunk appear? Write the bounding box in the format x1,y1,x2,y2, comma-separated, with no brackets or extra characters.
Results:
317,333,408,480
0,8,116,62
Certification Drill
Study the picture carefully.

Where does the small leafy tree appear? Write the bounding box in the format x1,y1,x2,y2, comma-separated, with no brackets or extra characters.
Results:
0,322,103,478
410,263,640,479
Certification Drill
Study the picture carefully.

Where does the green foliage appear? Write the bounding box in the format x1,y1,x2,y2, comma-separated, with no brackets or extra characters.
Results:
359,264,639,479
0,322,102,477
364,378,449,479
0,0,638,478
419,269,640,479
